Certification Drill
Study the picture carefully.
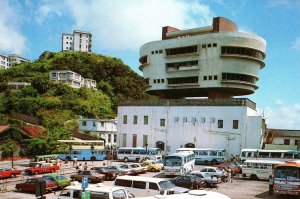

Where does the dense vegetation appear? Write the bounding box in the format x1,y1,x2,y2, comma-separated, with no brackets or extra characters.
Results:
0,51,155,156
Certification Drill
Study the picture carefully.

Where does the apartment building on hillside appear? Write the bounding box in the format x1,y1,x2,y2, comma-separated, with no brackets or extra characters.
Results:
62,30,92,52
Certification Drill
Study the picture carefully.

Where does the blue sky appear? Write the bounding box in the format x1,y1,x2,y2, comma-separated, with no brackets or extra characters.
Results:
1,0,300,129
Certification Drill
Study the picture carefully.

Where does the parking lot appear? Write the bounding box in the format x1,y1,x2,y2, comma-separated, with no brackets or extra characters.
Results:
0,159,299,199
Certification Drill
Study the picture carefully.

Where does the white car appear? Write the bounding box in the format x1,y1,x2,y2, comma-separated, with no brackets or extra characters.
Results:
191,167,227,177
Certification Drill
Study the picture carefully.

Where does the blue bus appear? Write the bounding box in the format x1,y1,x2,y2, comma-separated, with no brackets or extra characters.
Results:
58,140,106,161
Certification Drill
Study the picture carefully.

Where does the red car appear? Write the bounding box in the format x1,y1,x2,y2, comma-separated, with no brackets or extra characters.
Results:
217,162,240,176
15,177,57,193
0,168,22,178
25,163,60,175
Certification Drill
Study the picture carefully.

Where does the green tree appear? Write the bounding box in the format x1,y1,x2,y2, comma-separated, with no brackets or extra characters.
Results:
1,140,18,167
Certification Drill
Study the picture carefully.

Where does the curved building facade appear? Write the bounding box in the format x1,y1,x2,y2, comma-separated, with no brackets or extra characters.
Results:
139,17,266,99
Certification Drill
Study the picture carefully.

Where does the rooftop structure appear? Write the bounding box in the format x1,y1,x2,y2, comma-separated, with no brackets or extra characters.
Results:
139,17,266,99
62,30,92,52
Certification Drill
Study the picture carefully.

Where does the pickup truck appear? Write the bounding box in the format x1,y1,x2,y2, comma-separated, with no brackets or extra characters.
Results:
58,182,134,199
0,168,22,178
25,163,59,175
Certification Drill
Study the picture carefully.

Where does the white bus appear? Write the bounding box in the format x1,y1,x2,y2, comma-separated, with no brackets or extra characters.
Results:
164,151,195,176
117,147,162,162
242,160,283,180
240,149,300,162
176,148,226,165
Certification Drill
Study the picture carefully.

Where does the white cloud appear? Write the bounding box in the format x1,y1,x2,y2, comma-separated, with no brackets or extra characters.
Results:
292,37,300,50
34,1,62,25
258,102,300,130
0,0,27,54
64,0,214,50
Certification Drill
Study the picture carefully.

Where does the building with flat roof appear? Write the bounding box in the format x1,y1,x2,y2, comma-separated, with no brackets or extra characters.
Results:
117,17,267,157
0,53,29,69
139,17,266,99
62,30,92,52
263,129,300,150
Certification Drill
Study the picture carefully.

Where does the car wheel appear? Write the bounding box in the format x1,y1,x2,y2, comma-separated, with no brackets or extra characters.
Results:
88,178,92,183
51,169,55,173
11,174,16,178
18,187,23,192
35,171,39,175
124,157,129,162
151,168,156,172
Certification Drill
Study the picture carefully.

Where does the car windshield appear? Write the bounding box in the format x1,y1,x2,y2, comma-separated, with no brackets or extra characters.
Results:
275,167,300,181
215,168,222,172
159,180,175,189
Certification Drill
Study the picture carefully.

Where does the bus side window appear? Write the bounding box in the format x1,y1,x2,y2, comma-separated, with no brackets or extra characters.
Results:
253,163,259,169
133,181,146,189
132,149,140,155
210,151,217,156
118,149,125,154
124,149,132,154
115,179,132,187
260,164,267,169
140,149,147,155
241,152,246,157
247,152,253,158
149,182,159,190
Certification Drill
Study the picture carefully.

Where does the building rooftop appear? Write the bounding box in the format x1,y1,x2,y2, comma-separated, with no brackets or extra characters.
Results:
119,98,256,110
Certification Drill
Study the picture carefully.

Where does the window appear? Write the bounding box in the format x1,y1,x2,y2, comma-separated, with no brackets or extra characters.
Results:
139,56,147,64
209,76,212,80
153,79,156,84
218,120,223,128
191,117,197,123
144,116,148,125
221,46,264,60
167,76,198,84
159,50,163,53
203,76,207,80
208,44,212,48
214,75,218,80
112,189,127,199
101,122,104,127
155,50,158,54
183,117,187,122
115,179,132,187
132,134,137,147
133,115,138,124
93,122,96,127
213,43,217,47
133,181,146,189
202,44,206,48
165,45,197,56
295,140,300,146
157,79,160,83
151,51,154,54
122,134,127,147
201,117,205,123
82,121,87,126
166,60,198,70
284,139,290,145
160,119,165,126
233,120,239,129
108,134,111,142
149,182,159,190
143,135,148,147
123,115,127,124
113,134,117,143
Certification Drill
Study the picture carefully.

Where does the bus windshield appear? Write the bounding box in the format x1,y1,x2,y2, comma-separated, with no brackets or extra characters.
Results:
164,156,182,166
275,166,300,181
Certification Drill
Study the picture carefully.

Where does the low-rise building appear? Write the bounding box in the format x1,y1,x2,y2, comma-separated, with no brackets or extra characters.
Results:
49,70,97,89
0,53,29,69
7,82,31,91
117,98,266,156
79,118,117,147
263,128,300,150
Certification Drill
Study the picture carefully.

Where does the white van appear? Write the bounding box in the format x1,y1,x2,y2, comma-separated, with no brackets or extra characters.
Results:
137,190,231,199
57,182,134,199
114,176,189,197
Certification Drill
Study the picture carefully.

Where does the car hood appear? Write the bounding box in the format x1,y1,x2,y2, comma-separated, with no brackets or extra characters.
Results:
172,186,189,193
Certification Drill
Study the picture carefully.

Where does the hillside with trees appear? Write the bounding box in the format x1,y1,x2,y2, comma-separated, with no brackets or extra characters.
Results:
0,51,155,156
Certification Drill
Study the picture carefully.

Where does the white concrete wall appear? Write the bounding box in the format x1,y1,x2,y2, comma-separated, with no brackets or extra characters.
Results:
117,104,263,156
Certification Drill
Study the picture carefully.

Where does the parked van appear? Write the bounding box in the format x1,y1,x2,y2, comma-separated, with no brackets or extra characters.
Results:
242,160,283,180
137,190,231,199
57,181,134,199
114,176,189,197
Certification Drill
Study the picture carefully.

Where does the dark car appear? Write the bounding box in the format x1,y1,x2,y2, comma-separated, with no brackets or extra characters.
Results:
90,167,117,180
70,170,105,183
171,175,205,189
15,177,57,193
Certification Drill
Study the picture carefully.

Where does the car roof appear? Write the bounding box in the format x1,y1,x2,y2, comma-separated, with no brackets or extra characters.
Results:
65,182,125,192
116,175,168,183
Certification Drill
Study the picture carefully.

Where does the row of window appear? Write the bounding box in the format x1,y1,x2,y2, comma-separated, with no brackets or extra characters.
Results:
81,121,106,127
203,75,218,81
202,43,217,48
151,50,163,54
221,46,264,60
153,79,165,84
123,115,239,129
222,73,257,84
166,45,198,56
166,60,198,68
167,76,198,85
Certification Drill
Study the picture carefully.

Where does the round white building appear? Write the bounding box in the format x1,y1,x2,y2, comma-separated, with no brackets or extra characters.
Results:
139,17,266,99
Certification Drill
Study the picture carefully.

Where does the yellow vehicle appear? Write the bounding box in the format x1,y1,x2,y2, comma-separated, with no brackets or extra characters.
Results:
143,160,163,172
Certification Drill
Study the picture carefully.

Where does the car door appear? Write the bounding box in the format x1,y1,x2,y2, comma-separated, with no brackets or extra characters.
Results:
25,179,37,192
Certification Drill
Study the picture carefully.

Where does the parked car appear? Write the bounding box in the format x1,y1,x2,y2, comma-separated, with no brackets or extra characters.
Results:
0,168,22,178
107,165,131,176
90,167,118,180
15,177,57,193
70,170,105,183
128,163,147,175
24,163,60,175
42,174,71,188
191,173,220,187
217,162,240,176
191,167,227,178
170,175,205,189
142,160,163,172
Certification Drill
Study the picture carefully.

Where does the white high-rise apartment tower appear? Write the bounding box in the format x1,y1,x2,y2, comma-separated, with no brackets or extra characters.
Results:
62,30,92,52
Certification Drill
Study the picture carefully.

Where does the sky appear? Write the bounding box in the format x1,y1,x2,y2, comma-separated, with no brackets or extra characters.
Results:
1,0,300,129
